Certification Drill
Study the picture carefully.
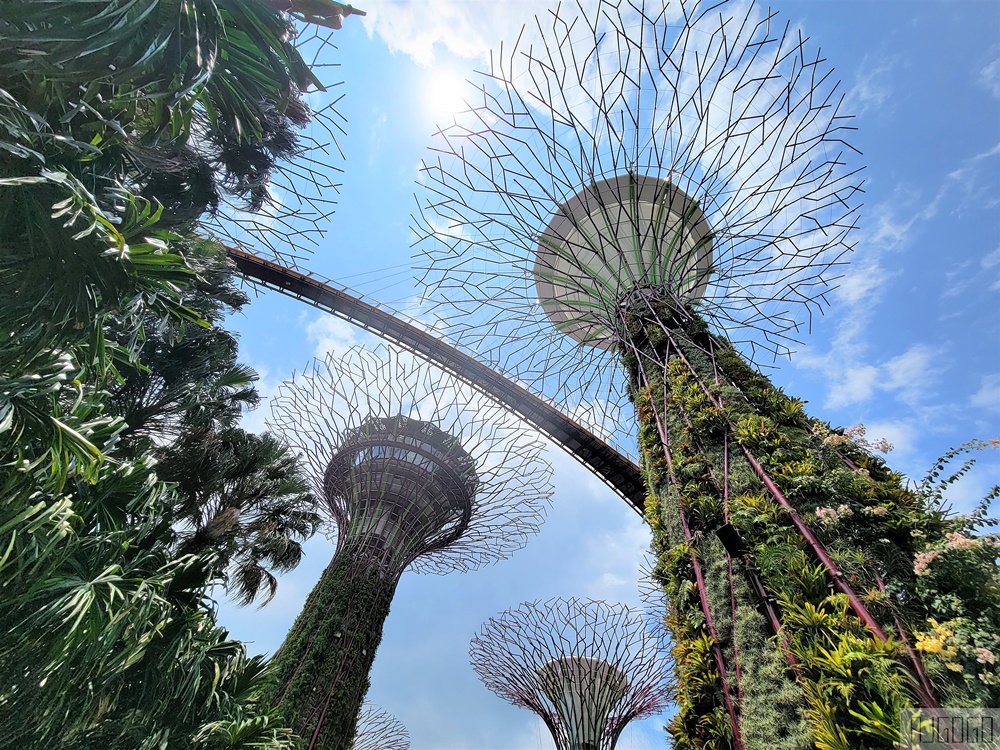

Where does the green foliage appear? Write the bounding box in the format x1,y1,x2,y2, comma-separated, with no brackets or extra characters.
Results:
169,426,319,606
0,1,337,746
730,569,813,749
0,457,288,749
669,632,731,749
632,364,735,748
0,0,320,216
918,439,1000,518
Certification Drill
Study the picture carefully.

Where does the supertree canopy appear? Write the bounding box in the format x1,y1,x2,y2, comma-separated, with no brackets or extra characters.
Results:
470,598,673,750
320,413,479,571
414,1,1000,748
414,0,863,455
351,704,409,750
262,344,552,749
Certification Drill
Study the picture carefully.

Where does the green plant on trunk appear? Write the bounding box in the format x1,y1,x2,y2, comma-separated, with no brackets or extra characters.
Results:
262,544,398,749
628,301,999,749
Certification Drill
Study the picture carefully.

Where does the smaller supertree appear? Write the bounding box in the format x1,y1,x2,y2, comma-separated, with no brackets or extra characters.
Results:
263,344,552,748
352,704,409,750
470,598,673,750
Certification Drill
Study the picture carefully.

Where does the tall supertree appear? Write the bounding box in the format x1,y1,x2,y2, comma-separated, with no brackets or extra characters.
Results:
351,704,409,750
470,598,673,750
262,344,553,749
413,0,1000,747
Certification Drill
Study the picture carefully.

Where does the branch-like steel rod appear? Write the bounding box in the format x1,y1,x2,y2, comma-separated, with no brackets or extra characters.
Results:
471,598,674,750
262,344,553,748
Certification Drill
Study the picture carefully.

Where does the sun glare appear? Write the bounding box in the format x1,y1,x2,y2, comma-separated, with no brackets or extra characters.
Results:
423,70,468,123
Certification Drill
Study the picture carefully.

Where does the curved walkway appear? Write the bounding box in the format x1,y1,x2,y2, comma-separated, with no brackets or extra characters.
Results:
229,248,646,513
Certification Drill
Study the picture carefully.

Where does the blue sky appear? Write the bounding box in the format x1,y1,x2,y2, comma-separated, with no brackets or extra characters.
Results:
217,1,1000,747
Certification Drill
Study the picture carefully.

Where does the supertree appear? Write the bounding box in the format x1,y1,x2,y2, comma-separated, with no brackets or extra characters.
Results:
413,0,1000,747
351,704,409,750
470,598,673,750
262,344,553,749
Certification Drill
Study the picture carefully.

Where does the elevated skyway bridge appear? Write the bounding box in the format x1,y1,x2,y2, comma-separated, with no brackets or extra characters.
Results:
228,248,646,514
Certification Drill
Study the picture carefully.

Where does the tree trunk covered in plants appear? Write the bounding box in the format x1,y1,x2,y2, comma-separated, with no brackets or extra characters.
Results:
620,300,1000,750
263,543,398,750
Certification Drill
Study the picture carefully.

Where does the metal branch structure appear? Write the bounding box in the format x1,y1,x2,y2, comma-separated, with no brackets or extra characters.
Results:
470,598,673,750
262,344,552,749
206,24,348,265
636,558,671,654
351,704,409,750
413,0,862,459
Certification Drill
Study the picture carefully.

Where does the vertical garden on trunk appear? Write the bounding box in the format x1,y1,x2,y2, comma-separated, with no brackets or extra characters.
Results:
264,542,398,748
623,300,999,750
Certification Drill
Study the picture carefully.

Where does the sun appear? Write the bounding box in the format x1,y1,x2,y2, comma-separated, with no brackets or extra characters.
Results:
423,69,468,122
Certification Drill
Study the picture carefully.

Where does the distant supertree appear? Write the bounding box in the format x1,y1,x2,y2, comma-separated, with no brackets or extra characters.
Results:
413,1,1000,747
352,704,409,750
262,344,552,749
470,598,673,750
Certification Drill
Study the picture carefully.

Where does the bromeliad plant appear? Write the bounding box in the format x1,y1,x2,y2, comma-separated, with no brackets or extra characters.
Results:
626,300,999,750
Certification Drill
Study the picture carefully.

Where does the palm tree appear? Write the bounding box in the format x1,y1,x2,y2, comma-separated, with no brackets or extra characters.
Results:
0,1,334,373
0,451,300,749
101,238,320,605
167,427,320,606
0,1,345,745
104,241,262,450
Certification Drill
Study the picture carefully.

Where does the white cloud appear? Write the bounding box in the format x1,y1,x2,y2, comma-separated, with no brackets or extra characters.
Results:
796,136,1000,412
934,458,1000,516
239,313,382,436
983,245,1000,292
944,140,1000,198
860,141,998,264
869,206,922,250
970,373,1000,413
800,341,941,412
305,313,377,359
361,0,546,66
940,244,1000,299
835,259,893,306
862,419,918,457
825,364,880,410
845,55,897,116
863,182,947,256
883,344,937,407
582,521,651,605
980,57,1000,99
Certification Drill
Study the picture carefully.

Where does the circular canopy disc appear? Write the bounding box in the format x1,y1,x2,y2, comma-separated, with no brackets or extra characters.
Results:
533,174,714,350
